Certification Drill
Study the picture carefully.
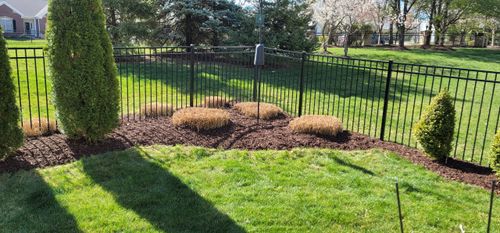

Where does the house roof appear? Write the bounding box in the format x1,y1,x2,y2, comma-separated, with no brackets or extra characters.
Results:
0,0,47,19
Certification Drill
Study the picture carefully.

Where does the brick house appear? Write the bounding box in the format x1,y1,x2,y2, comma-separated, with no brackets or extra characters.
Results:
0,0,47,38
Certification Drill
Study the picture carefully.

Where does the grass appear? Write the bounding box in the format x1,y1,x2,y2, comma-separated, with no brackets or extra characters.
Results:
290,115,343,136
140,103,175,118
203,96,231,108
325,47,500,71
6,39,47,48
234,102,284,120
0,145,498,232
172,107,231,130
5,41,500,164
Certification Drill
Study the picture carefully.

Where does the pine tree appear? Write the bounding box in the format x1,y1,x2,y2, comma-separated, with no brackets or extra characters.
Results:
47,0,119,142
0,28,23,159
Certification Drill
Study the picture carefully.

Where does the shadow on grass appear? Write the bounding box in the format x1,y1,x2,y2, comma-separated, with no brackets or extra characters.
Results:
332,157,375,176
0,171,81,232
81,148,246,233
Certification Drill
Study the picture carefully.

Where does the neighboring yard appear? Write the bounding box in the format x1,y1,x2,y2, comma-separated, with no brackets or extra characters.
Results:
325,47,500,71
6,39,47,48
0,146,498,232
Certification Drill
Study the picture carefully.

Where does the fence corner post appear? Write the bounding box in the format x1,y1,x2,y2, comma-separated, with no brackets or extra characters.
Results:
380,60,393,141
298,51,307,117
189,44,195,107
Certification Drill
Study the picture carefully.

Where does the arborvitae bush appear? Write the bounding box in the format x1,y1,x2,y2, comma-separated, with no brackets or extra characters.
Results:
47,0,119,142
0,29,24,159
413,90,456,161
491,131,500,177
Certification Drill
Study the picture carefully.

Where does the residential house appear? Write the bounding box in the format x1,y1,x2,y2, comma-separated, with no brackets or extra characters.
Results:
0,0,47,38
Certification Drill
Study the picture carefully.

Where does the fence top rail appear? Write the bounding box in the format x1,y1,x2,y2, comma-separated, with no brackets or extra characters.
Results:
7,46,500,74
265,47,390,63
194,45,254,49
392,61,500,74
7,47,46,50
309,53,389,63
113,45,254,50
113,46,189,50
265,47,305,55
266,47,500,74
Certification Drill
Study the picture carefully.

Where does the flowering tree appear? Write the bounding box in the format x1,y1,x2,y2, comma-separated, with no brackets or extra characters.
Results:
314,0,373,56
389,0,420,48
369,0,390,45
313,0,343,53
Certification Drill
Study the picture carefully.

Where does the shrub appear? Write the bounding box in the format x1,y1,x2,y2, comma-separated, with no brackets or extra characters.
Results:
491,131,500,177
289,115,343,136
0,29,24,159
413,90,456,161
47,0,119,142
22,118,58,137
141,103,175,118
172,108,230,130
203,96,230,108
234,102,283,120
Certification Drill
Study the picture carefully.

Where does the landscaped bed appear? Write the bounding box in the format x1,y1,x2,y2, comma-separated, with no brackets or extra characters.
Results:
0,145,498,232
0,107,497,192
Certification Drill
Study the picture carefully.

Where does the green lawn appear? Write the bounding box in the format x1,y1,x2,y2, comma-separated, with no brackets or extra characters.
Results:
325,47,500,71
6,41,500,164
0,146,497,232
6,39,47,48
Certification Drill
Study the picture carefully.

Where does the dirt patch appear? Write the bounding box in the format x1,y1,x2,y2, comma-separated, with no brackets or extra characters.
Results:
1,109,497,193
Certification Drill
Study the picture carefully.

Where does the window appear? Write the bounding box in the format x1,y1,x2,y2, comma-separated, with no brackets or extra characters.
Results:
0,17,14,33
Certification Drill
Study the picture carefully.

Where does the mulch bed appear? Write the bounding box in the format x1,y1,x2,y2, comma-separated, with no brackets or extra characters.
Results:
1,109,498,193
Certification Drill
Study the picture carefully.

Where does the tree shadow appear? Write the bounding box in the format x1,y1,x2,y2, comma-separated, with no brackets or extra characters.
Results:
331,157,375,176
81,148,246,233
0,171,82,232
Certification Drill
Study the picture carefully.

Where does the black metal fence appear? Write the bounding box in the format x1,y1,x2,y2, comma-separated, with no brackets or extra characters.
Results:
321,33,500,47
7,46,500,166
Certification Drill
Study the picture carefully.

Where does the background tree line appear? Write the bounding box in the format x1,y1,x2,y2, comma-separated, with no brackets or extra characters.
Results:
314,0,499,55
102,0,318,52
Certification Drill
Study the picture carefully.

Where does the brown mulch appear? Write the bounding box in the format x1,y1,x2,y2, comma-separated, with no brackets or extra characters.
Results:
1,109,497,193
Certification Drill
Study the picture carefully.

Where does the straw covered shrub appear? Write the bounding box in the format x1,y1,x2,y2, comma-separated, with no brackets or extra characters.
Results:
234,102,283,120
48,0,119,142
289,115,343,136
172,108,230,130
203,96,230,108
23,118,58,137
140,103,175,117
0,28,23,159
413,90,456,161
491,131,500,177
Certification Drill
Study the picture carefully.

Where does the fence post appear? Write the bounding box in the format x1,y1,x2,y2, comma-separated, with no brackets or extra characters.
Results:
380,60,393,141
253,66,258,102
298,52,306,117
189,44,195,107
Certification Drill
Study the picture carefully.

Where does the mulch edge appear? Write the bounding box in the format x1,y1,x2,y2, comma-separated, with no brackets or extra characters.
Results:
1,110,498,193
